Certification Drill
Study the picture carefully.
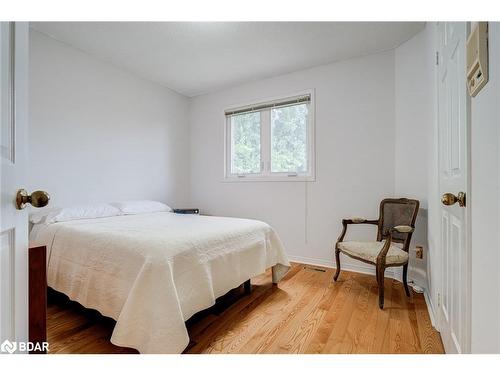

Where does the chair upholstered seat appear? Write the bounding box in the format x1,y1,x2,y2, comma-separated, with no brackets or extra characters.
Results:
338,241,409,265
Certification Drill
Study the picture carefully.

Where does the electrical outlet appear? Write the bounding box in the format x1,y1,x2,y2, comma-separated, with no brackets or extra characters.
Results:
415,246,424,259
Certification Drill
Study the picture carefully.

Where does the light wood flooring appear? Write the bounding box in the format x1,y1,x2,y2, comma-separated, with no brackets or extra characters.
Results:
46,263,444,354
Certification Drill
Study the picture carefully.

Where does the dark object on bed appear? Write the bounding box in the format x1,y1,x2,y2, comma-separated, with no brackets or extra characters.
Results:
173,208,200,214
334,198,420,309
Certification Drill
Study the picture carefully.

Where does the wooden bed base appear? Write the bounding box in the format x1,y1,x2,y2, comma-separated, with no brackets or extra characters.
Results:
29,245,47,354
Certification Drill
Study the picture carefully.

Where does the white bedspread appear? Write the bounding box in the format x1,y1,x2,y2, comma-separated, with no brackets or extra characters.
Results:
31,212,290,353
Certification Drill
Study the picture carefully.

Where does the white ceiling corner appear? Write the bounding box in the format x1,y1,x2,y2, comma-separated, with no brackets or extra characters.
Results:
31,22,425,97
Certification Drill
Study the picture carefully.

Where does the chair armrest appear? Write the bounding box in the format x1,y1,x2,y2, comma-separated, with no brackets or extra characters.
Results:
342,218,379,225
352,217,367,223
336,218,379,243
392,225,414,233
376,238,393,265
376,225,414,264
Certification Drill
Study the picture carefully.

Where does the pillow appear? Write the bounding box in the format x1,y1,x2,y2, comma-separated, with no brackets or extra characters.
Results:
111,200,172,215
46,204,121,223
29,208,61,224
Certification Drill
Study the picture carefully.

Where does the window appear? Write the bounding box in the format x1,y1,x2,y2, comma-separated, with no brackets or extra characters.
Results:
225,92,314,181
230,112,261,175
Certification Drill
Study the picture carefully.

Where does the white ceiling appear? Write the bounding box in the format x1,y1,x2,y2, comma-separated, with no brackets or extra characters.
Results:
31,22,425,97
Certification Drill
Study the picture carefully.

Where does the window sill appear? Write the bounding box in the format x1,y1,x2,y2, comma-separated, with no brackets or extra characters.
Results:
222,175,315,183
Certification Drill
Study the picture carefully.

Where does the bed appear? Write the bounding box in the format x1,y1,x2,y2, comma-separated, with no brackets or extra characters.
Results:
30,211,290,353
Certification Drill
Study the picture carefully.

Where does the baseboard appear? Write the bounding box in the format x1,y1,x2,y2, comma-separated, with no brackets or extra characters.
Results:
287,254,401,280
424,289,439,330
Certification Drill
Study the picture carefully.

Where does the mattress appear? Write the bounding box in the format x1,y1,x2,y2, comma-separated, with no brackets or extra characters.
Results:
31,212,290,353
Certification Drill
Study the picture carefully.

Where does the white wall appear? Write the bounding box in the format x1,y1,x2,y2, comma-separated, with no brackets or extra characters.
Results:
394,24,437,294
189,51,397,272
29,30,190,208
470,22,500,353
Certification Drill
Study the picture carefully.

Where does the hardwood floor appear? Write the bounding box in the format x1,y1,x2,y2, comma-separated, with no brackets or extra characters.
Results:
46,263,444,354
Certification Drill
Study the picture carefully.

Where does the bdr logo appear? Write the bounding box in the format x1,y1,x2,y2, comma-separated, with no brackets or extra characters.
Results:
1,339,49,353
0,340,16,353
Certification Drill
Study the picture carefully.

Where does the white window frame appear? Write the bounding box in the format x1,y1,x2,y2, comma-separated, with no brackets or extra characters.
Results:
224,89,315,182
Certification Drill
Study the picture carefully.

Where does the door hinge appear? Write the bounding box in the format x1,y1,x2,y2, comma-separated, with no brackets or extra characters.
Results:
437,292,441,307
436,51,439,66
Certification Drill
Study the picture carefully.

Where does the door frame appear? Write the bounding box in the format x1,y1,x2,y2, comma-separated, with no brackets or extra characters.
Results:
433,21,472,354
463,22,472,355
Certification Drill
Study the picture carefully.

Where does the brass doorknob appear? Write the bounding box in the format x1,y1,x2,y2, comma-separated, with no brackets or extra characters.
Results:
441,192,466,207
16,189,50,210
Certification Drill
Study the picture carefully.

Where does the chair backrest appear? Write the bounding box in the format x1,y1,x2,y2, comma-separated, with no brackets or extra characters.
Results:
376,198,420,251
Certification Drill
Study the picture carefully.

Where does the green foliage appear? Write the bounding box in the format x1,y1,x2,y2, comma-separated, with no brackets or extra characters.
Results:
271,104,308,172
230,104,308,175
231,112,261,173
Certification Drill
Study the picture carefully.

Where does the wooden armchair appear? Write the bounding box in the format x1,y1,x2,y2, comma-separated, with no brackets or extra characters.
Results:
333,198,420,309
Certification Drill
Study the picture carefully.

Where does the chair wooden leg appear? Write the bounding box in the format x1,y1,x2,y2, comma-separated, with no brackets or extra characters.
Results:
402,263,411,297
333,248,341,281
377,263,385,309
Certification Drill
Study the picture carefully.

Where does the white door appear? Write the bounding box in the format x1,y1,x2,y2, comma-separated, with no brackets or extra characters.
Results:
436,22,471,354
0,22,29,352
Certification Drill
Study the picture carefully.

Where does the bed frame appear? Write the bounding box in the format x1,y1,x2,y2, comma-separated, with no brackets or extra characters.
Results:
47,278,254,334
